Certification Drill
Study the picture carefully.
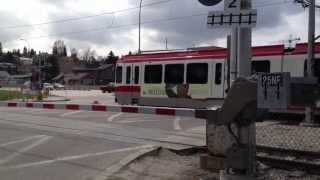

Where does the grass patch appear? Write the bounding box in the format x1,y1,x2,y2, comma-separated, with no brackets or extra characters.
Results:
0,90,29,101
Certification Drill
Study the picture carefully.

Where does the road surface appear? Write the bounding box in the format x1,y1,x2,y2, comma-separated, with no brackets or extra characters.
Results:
0,106,205,180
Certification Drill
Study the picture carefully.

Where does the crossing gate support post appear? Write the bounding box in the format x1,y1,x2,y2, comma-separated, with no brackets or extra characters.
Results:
199,77,257,180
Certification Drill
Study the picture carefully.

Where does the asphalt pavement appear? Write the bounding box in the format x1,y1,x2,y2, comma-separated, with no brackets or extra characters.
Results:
0,103,205,180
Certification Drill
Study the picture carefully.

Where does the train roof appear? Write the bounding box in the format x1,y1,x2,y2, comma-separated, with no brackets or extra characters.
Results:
118,42,320,63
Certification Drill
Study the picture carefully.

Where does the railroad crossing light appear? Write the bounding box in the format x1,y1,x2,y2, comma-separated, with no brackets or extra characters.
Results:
198,0,223,6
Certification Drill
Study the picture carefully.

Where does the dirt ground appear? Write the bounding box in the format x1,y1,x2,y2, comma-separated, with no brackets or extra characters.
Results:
108,148,320,180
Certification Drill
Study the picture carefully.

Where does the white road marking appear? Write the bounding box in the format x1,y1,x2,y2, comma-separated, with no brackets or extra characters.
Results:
60,111,84,117
25,109,43,113
0,135,46,147
118,119,157,124
2,145,154,170
174,116,182,130
107,113,123,122
0,135,51,165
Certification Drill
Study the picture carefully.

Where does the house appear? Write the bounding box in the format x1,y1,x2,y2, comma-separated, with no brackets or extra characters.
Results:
0,63,17,74
0,71,31,86
53,64,115,85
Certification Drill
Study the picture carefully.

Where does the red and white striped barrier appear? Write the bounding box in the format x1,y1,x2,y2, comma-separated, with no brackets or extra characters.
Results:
0,101,196,118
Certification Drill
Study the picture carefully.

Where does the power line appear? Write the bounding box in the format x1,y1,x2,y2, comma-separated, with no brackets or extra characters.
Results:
11,1,295,41
23,0,293,40
294,0,320,8
25,13,208,40
0,0,173,30
254,1,291,8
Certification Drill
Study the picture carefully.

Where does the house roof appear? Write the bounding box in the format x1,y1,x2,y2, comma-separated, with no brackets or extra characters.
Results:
11,74,32,79
0,71,10,78
52,73,64,81
64,73,93,81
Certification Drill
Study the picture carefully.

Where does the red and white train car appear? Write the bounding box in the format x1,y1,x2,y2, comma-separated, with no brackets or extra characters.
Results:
114,42,320,108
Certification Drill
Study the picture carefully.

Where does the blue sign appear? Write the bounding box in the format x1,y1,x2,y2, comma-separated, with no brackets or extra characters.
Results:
198,0,222,6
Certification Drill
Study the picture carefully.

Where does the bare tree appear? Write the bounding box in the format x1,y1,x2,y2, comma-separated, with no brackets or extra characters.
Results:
52,40,67,56
80,48,96,61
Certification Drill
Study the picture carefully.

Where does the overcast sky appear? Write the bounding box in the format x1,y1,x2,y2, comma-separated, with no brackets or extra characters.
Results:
0,0,319,57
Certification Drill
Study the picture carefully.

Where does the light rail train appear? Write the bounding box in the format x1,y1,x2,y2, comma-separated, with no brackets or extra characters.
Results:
114,42,320,108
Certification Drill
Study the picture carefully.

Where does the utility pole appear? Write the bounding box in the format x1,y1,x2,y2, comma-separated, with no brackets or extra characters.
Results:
307,0,315,77
305,0,316,125
165,37,168,50
138,0,143,54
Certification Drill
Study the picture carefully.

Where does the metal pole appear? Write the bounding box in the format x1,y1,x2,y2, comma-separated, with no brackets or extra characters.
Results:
307,0,315,77
237,0,252,77
238,0,256,177
230,28,238,85
227,35,231,91
138,0,142,54
305,0,316,125
165,37,168,50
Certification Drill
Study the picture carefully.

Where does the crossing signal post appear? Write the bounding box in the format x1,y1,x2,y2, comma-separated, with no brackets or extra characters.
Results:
199,0,256,179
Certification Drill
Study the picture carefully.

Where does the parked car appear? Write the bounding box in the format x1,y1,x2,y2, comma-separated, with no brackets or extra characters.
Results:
100,83,115,93
43,83,54,90
53,83,65,90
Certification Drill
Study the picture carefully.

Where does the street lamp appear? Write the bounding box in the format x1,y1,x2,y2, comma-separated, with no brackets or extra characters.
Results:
138,0,142,54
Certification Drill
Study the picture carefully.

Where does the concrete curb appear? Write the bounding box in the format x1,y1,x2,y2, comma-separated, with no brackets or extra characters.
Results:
94,146,160,180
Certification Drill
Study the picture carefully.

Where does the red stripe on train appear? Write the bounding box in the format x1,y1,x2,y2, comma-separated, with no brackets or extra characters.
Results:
115,86,141,93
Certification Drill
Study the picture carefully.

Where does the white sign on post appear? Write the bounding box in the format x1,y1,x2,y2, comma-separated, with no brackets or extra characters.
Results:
224,0,240,11
207,9,257,28
257,73,291,109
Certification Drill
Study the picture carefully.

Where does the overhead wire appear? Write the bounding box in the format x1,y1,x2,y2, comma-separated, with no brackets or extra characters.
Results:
18,1,294,40
1,0,304,49
0,0,174,30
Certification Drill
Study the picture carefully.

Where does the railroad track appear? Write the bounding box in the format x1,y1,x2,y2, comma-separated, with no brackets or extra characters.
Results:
257,145,320,175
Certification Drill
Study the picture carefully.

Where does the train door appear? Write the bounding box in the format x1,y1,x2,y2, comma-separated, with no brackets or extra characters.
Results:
132,65,141,103
125,64,134,103
211,61,225,98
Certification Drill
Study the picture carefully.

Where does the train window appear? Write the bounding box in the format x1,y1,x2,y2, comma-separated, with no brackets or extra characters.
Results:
165,64,184,84
215,63,222,85
144,65,163,84
134,66,139,84
187,63,208,84
126,66,131,84
252,60,270,74
116,66,123,83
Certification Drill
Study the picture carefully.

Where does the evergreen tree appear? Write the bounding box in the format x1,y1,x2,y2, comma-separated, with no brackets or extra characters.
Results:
0,42,3,56
52,46,58,55
63,46,67,56
30,49,36,57
23,46,28,56
106,51,118,64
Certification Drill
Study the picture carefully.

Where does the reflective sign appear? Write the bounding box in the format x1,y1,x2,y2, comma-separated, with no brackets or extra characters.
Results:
198,0,223,6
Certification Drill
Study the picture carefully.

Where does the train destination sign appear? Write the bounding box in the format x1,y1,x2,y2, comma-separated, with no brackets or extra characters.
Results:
258,73,291,109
